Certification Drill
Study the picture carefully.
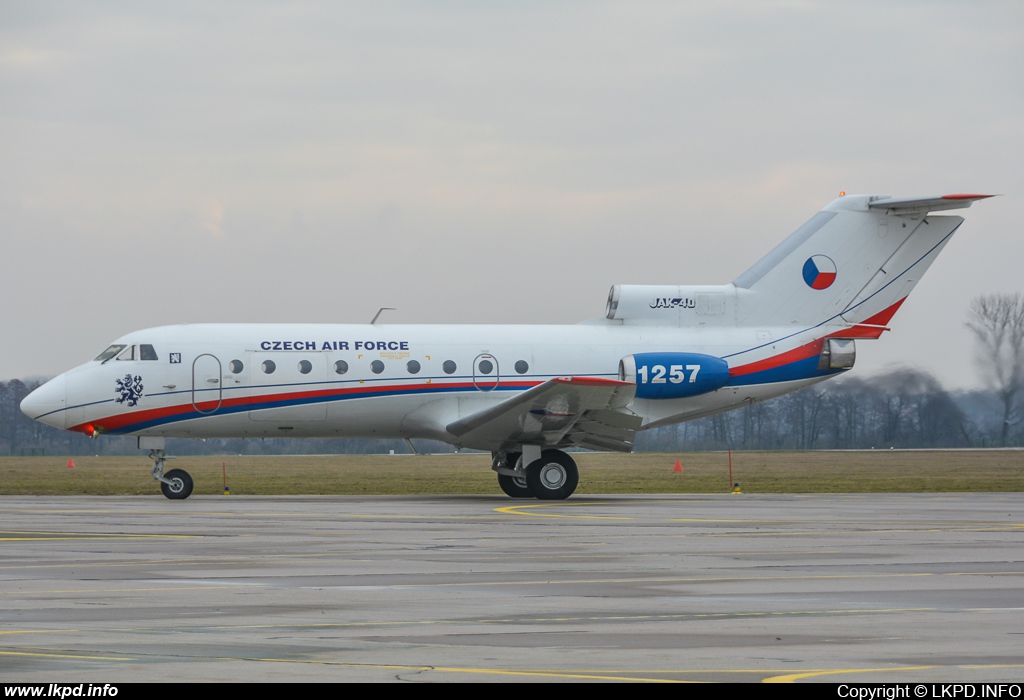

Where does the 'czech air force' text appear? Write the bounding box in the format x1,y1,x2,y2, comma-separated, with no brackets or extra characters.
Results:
260,340,410,351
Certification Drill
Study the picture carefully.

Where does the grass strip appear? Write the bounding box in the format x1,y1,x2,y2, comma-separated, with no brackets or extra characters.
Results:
0,450,1021,496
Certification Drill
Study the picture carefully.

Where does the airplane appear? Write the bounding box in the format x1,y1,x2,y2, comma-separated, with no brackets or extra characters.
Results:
20,193,992,500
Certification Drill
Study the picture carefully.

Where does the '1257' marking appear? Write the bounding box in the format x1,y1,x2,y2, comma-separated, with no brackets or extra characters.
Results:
637,364,701,384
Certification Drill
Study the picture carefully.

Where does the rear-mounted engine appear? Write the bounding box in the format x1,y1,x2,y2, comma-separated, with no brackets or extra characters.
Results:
818,338,856,370
619,352,730,399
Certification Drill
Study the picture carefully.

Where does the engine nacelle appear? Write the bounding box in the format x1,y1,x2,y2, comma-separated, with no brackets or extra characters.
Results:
619,352,730,400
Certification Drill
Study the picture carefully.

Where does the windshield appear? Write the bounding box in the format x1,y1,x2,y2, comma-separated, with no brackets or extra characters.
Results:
94,344,126,363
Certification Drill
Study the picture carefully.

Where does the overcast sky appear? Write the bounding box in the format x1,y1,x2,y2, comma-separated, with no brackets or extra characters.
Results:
1,1,1020,389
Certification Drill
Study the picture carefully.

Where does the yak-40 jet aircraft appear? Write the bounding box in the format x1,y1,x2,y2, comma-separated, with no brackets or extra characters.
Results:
22,193,992,500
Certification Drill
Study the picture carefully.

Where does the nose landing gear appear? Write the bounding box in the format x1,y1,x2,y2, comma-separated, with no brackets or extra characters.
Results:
158,465,194,500
145,440,194,500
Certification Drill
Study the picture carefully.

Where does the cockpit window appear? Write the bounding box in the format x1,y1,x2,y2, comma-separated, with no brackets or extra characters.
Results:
140,344,158,361
95,345,126,363
117,346,136,361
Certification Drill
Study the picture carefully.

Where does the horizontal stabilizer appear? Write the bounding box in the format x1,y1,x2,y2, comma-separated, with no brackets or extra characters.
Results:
868,194,995,216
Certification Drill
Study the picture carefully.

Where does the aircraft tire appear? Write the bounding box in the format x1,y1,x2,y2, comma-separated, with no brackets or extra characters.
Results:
496,453,531,498
160,469,194,500
525,450,578,500
497,473,533,498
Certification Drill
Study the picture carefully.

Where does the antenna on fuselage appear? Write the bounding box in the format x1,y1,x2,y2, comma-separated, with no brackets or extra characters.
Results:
370,307,396,325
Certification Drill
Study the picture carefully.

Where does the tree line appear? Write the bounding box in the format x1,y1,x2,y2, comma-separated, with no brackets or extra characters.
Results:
635,368,1014,452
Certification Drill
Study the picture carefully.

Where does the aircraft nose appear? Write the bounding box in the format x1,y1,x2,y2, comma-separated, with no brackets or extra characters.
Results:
20,375,67,429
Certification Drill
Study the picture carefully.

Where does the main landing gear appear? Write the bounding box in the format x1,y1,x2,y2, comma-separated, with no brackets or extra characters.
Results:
492,449,579,500
142,437,194,500
496,452,532,498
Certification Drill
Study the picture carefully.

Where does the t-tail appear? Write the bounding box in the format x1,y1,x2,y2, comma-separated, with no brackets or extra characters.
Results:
605,193,994,336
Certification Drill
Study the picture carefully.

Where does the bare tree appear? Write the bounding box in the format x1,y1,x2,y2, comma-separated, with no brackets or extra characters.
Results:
966,293,1024,446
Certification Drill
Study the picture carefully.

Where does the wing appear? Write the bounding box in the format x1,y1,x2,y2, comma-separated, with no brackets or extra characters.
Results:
445,377,641,452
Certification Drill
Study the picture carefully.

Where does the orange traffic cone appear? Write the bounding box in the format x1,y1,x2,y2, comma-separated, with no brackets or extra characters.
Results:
66,458,75,469
673,459,683,473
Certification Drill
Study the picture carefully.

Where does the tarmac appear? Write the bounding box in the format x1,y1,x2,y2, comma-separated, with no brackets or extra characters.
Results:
1,493,1022,683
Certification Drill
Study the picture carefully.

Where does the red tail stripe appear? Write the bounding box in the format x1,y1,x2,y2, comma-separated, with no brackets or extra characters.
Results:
729,298,907,376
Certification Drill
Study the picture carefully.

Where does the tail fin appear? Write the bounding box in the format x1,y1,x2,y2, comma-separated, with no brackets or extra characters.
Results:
732,194,992,332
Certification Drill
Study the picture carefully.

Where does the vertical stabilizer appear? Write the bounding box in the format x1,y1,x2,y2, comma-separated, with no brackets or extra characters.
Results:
732,194,988,330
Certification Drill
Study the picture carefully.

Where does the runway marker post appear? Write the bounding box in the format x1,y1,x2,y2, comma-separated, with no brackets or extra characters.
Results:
727,448,743,493
222,461,230,495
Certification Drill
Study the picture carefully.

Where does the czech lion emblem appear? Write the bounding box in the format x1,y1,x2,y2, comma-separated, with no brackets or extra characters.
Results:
115,374,144,407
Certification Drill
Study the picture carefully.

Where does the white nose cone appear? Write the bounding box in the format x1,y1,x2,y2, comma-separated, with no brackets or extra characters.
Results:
20,375,67,429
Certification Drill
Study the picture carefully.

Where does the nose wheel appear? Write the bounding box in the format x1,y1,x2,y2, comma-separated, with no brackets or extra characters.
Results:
149,449,194,500
160,469,194,500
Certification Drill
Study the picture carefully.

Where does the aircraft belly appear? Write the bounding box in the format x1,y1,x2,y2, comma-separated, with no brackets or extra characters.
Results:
399,395,464,441
140,411,256,438
138,396,405,439
146,395,450,439
249,403,327,422
325,394,442,437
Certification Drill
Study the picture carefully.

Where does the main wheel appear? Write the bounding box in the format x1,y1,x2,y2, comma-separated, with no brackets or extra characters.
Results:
160,468,194,500
496,452,531,498
525,450,579,500
497,473,532,498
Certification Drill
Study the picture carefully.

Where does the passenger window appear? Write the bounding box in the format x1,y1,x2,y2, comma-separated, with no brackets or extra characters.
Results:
298,360,312,374
478,359,493,374
95,345,126,362
116,345,135,361
407,360,421,374
334,360,349,375
442,360,456,375
515,360,529,374
229,360,244,374
370,360,385,374
140,344,158,361
261,360,276,374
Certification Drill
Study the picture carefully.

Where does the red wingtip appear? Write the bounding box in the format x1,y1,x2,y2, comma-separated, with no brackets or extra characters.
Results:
941,194,995,200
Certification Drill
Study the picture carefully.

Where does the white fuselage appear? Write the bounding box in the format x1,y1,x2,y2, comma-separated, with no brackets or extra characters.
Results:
28,320,833,449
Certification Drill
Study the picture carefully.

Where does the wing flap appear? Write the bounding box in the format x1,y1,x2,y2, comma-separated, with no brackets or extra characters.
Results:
569,433,635,453
445,377,639,451
574,420,635,442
